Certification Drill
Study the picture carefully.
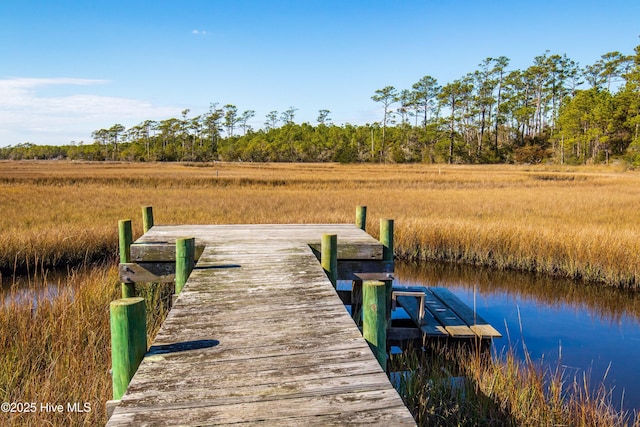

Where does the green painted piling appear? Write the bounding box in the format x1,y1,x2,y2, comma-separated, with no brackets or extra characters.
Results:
321,234,338,288
363,280,388,370
119,219,135,298
356,205,367,231
379,219,394,327
110,297,147,400
175,237,195,295
380,219,394,263
142,206,154,233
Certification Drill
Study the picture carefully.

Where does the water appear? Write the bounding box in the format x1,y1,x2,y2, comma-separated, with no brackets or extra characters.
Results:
395,260,640,413
1,270,71,307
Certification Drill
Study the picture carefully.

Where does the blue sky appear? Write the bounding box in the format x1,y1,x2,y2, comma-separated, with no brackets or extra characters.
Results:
1,0,639,146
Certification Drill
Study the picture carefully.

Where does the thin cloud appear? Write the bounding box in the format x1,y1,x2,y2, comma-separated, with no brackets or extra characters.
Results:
0,78,108,106
0,77,109,88
192,29,208,35
0,77,178,145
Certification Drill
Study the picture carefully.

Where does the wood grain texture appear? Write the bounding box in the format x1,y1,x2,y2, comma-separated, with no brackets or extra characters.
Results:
106,224,415,426
428,287,502,338
394,285,501,339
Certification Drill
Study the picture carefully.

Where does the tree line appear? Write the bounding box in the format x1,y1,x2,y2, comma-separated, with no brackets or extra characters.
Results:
3,43,640,165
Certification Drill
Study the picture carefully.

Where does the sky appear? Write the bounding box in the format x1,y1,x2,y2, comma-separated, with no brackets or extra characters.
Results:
1,0,639,147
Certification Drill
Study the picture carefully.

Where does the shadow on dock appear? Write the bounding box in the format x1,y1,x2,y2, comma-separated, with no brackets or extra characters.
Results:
147,339,220,355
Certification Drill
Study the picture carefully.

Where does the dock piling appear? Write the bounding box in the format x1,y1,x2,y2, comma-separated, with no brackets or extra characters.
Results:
380,219,394,264
110,297,147,400
356,205,367,231
363,280,388,370
321,233,338,288
142,206,154,233
119,219,135,298
175,237,195,294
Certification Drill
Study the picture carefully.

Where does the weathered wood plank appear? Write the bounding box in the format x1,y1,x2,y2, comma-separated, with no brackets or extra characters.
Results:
130,242,205,262
107,224,416,426
392,285,498,339
354,272,395,281
119,262,175,284
394,286,448,337
423,288,476,338
109,388,415,426
129,242,172,262
308,242,383,260
428,287,502,338
126,350,385,399
121,257,393,284
145,334,371,365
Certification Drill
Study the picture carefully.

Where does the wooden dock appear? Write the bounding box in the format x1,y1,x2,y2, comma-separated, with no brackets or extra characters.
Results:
107,224,416,426
392,285,502,340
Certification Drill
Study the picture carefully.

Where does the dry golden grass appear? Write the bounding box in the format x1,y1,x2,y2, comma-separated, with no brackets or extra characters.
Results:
0,265,171,426
0,266,118,425
1,160,639,287
391,343,635,427
2,160,639,425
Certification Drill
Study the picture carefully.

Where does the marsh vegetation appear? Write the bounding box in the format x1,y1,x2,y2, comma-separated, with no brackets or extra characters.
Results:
1,160,639,425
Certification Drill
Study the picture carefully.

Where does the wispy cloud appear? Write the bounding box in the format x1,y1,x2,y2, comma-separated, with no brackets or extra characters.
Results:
0,77,178,145
192,29,208,35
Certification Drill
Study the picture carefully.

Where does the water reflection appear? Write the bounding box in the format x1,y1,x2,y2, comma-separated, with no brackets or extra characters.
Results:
1,270,71,308
395,260,640,412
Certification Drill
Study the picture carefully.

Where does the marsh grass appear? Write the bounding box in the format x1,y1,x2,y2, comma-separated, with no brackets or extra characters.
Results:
2,161,640,288
0,264,171,426
390,342,635,426
2,160,640,425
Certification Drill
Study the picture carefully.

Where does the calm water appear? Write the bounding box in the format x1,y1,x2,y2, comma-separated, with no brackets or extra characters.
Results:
395,261,640,412
1,270,69,307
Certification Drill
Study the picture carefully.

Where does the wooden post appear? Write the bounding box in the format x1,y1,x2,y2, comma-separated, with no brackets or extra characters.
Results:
380,220,394,328
356,205,367,231
380,219,394,264
110,297,147,400
321,234,337,288
119,219,135,298
175,237,195,295
363,280,387,370
351,279,363,326
142,206,154,233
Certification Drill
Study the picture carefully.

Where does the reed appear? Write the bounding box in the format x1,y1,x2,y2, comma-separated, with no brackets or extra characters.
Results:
389,342,635,426
1,161,639,288
0,264,171,426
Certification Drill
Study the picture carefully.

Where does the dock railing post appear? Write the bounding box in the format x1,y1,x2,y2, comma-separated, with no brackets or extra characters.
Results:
119,219,135,298
321,234,338,288
380,218,394,266
142,206,154,233
356,205,367,231
379,219,394,328
363,280,388,370
175,237,195,295
110,297,147,401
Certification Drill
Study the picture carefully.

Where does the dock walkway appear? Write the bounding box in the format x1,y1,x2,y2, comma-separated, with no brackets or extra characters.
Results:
106,224,416,426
